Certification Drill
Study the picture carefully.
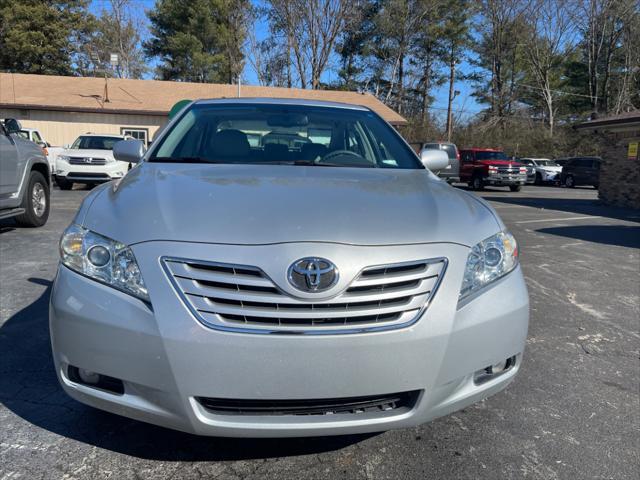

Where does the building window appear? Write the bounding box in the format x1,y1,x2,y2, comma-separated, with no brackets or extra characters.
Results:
121,128,149,146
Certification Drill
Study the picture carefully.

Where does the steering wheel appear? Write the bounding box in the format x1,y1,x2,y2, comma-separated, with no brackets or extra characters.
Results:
320,149,368,164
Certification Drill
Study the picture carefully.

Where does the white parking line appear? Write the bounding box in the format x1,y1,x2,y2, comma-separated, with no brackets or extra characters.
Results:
514,215,602,224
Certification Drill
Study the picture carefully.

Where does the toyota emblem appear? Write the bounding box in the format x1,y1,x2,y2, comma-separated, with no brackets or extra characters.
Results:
287,258,338,292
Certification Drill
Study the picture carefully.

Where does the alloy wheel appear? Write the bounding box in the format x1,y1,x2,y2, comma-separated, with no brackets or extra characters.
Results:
32,182,47,217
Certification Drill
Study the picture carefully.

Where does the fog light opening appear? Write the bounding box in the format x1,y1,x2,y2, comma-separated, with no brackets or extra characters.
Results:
67,365,125,395
474,356,516,385
78,368,100,384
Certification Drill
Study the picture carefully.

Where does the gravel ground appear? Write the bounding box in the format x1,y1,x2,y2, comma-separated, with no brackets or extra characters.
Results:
1,184,638,480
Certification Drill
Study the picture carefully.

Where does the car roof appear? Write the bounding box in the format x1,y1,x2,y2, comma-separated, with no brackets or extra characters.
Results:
79,133,127,137
194,97,371,112
459,148,503,152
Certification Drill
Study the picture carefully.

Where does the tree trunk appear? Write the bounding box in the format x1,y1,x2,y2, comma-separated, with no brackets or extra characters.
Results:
421,63,431,124
397,51,405,114
446,48,456,141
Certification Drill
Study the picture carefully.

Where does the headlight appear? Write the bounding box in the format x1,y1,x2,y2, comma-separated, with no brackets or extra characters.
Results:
460,231,519,300
60,224,149,302
58,155,70,162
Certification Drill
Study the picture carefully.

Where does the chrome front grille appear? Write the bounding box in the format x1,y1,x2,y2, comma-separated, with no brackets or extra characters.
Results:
163,257,446,334
495,166,522,174
69,157,107,165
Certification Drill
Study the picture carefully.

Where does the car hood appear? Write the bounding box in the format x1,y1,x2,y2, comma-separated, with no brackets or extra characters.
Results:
62,148,115,158
81,163,502,247
539,166,562,172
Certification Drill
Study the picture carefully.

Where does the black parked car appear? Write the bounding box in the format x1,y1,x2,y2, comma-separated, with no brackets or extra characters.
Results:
560,157,601,188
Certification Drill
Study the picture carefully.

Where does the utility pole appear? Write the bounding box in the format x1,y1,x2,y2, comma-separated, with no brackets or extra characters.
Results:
446,55,459,142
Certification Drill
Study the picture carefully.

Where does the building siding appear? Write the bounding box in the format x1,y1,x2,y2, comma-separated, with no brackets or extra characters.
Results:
0,108,166,147
597,130,640,210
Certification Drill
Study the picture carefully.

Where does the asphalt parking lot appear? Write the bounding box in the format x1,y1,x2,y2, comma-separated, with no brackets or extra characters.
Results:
1,184,638,480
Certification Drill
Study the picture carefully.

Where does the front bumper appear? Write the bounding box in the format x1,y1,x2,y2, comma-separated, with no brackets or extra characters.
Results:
54,159,128,182
486,173,527,186
539,170,559,182
50,241,529,437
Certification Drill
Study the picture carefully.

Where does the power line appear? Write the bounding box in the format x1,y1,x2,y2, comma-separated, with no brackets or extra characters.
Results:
518,83,597,99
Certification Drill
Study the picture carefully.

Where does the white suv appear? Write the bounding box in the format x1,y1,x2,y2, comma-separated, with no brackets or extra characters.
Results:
55,134,133,190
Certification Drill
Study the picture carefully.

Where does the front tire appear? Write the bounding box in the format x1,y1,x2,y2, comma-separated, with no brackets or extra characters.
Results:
564,175,575,188
15,171,50,227
55,176,73,190
509,185,522,192
470,175,484,191
535,172,542,185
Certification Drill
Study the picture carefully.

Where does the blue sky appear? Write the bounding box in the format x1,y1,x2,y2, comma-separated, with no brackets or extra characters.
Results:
90,0,482,123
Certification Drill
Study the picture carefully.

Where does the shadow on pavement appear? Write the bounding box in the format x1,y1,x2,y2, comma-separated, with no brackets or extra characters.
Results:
483,196,640,223
0,280,373,461
537,225,640,249
0,221,16,233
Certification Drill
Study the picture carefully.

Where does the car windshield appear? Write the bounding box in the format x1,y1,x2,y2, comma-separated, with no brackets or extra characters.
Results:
71,136,122,150
149,103,422,169
536,160,559,167
476,151,509,160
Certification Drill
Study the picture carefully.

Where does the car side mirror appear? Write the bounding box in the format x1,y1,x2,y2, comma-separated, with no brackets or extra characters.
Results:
420,149,449,172
3,118,22,134
113,139,145,163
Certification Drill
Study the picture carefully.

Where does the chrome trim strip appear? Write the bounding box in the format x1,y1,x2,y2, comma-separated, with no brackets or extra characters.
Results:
161,256,448,336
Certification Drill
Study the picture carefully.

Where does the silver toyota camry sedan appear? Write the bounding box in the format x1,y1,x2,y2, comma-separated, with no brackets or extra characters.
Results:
50,98,529,437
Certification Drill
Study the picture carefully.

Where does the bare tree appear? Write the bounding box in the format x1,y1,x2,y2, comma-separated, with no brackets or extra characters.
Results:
571,0,635,113
612,2,640,112
523,0,577,136
100,0,147,79
474,0,531,120
245,8,291,88
265,0,356,89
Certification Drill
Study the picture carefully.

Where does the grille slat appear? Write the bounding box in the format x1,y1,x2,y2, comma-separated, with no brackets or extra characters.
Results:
175,275,437,305
170,262,273,287
189,294,421,319
163,257,446,333
352,263,441,285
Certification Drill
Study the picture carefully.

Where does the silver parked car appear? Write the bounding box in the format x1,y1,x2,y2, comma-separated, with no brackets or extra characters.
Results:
0,119,50,227
50,99,529,437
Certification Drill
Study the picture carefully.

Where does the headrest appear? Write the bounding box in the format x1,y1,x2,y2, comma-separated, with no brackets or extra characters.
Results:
211,129,250,158
263,143,289,159
301,143,328,161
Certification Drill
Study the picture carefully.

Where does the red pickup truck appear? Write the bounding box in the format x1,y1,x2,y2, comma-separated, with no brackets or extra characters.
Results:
459,148,527,192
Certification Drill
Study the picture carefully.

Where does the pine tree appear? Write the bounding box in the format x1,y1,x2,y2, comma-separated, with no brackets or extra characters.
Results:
144,0,249,83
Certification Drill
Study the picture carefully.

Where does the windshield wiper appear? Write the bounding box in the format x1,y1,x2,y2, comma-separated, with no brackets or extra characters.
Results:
292,159,373,168
150,156,224,164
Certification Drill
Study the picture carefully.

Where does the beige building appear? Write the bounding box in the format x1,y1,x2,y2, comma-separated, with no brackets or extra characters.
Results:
0,73,406,147
576,111,640,210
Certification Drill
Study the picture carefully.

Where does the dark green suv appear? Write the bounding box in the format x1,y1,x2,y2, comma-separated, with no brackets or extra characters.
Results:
560,156,601,189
